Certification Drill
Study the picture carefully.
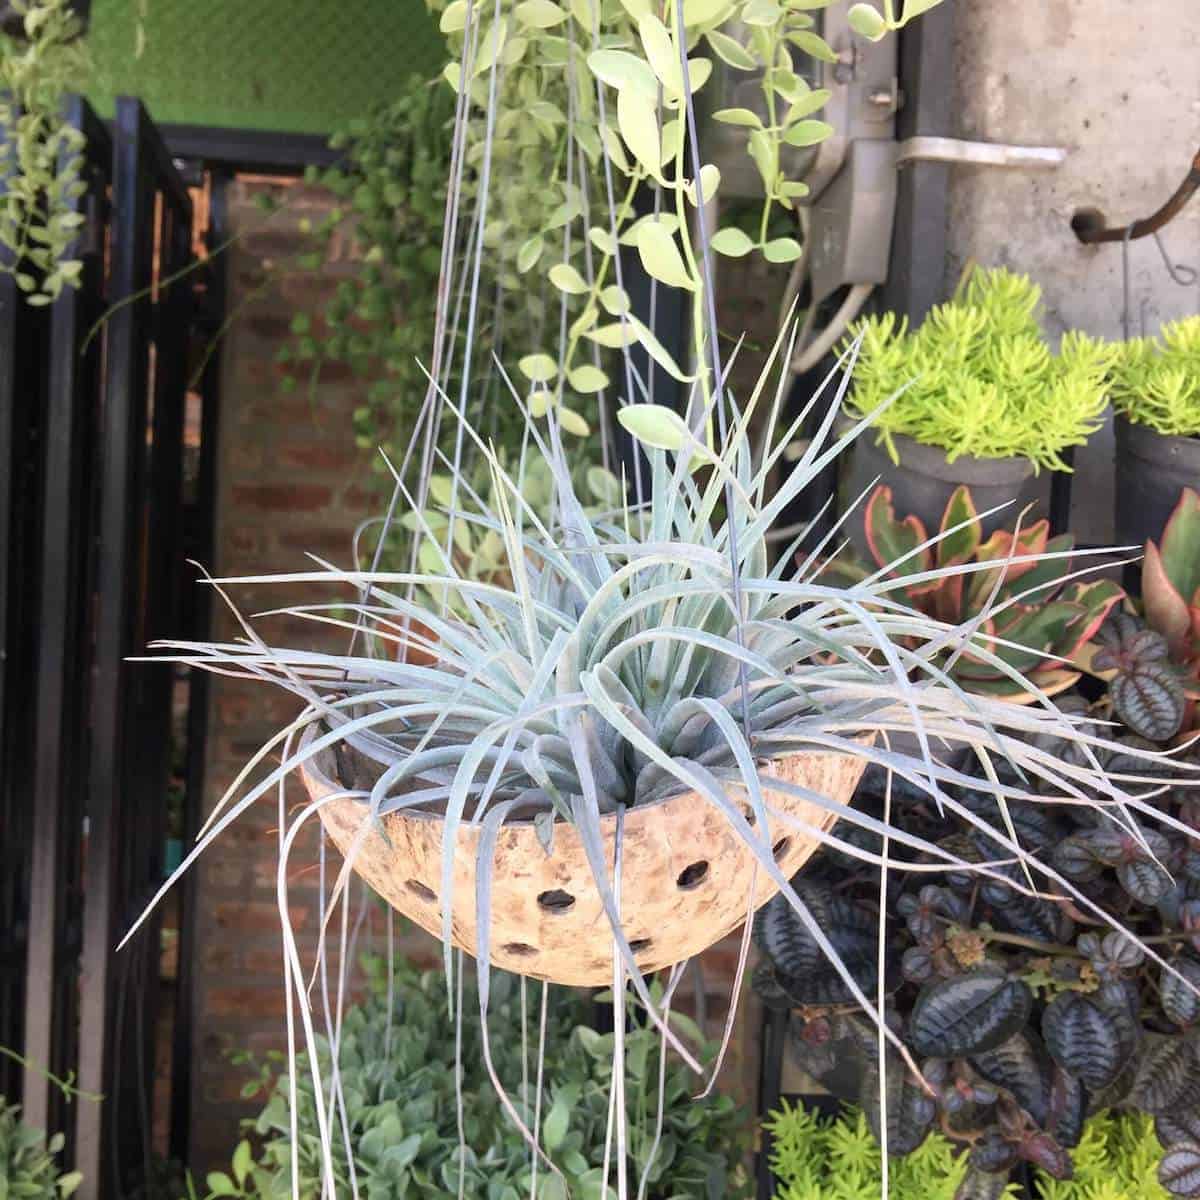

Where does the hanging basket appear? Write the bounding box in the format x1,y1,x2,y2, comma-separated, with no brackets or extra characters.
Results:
301,738,868,987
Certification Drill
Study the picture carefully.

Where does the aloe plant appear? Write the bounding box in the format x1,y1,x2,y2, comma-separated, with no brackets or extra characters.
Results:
828,484,1123,699
128,344,1196,1199
1093,488,1200,742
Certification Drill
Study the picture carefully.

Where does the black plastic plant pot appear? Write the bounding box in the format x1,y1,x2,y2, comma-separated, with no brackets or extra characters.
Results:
842,428,1035,557
1114,414,1200,553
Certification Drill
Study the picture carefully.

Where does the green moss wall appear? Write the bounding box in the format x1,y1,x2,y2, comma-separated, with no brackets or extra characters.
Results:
86,0,444,134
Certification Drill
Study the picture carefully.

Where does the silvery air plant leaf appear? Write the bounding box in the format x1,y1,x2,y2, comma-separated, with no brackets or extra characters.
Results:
127,332,1199,1196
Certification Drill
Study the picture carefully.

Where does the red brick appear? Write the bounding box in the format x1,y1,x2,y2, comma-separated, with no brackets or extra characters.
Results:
230,483,332,512
277,443,358,472
275,527,357,558
213,901,311,934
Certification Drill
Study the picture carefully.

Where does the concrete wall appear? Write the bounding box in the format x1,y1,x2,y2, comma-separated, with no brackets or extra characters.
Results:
944,0,1200,543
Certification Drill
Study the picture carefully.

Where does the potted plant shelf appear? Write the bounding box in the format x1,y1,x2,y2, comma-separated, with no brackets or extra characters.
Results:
1110,315,1200,553
840,267,1111,555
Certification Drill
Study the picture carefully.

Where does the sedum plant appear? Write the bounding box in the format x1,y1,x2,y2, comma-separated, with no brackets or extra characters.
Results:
131,337,1200,1199
1110,316,1200,438
1090,488,1200,743
845,267,1113,469
828,484,1123,700
765,1100,1012,1199
765,1102,1178,1200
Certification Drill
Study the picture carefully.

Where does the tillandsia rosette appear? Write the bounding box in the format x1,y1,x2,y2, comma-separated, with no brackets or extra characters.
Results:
828,484,1123,700
129,336,1200,1197
1110,316,1200,438
843,267,1113,469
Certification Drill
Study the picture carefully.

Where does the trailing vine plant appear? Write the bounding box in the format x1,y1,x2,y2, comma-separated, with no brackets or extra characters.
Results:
0,0,88,305
427,0,951,442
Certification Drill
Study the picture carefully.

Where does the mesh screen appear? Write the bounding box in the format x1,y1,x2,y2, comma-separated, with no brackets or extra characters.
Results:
86,0,445,134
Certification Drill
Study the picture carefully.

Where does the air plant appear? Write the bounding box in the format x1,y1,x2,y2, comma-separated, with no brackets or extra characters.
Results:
127,339,1197,1199
828,485,1123,700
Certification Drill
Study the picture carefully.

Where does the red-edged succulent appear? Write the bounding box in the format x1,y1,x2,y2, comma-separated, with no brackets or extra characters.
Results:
833,485,1123,700
1095,489,1200,742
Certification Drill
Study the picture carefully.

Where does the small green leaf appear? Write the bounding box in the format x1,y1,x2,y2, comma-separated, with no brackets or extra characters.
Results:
617,88,663,181
706,29,757,70
599,285,631,315
439,0,468,31
515,0,568,27
636,222,695,290
586,49,659,102
586,323,633,349
762,237,803,263
618,404,696,455
232,1140,253,1187
783,119,834,147
712,107,763,127
543,1099,570,1150
638,13,683,95
790,30,839,61
687,164,721,206
519,354,559,383
558,407,590,437
682,0,733,25
787,88,832,120
548,263,589,294
588,226,618,255
710,227,755,258
568,364,609,393
742,0,783,25
847,2,889,39
206,1173,237,1198
518,234,545,273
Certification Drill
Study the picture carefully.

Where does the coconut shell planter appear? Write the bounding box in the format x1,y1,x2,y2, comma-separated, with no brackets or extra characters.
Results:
304,736,868,986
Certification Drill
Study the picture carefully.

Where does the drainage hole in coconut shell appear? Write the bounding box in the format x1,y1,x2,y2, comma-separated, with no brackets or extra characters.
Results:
772,837,791,861
536,888,576,914
502,942,538,958
675,861,709,890
406,879,436,903
629,938,653,954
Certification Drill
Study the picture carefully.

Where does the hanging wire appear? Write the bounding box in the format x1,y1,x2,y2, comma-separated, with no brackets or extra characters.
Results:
1121,224,1198,340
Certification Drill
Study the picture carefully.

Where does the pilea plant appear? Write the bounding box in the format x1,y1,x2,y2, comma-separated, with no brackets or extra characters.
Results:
753,725,1200,1199
766,1102,1177,1200
1110,316,1200,438
826,484,1123,700
0,0,88,305
1090,488,1200,743
214,956,750,1200
427,0,949,437
844,267,1113,469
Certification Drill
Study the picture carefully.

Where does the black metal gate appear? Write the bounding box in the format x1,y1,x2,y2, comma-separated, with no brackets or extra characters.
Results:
0,95,221,1200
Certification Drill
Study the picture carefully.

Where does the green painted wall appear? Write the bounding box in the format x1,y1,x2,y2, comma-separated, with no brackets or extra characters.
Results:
86,0,445,134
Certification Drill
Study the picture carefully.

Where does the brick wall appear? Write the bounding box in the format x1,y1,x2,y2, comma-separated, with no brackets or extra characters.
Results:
188,176,441,1169
188,176,787,1169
